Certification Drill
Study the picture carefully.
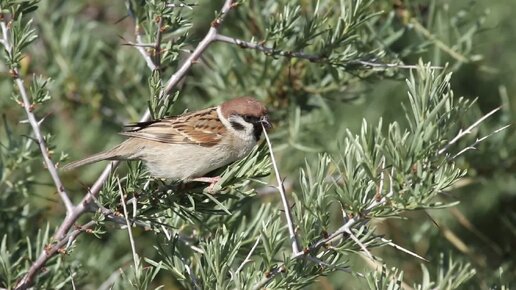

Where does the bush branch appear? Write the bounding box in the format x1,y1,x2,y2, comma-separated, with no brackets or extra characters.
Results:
0,21,73,214
161,0,234,97
214,34,443,69
15,221,96,289
214,34,323,62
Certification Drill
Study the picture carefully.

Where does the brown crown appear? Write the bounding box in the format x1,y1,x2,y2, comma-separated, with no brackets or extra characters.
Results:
220,96,268,118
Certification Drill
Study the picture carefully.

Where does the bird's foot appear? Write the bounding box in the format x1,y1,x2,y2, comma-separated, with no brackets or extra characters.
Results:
190,176,221,193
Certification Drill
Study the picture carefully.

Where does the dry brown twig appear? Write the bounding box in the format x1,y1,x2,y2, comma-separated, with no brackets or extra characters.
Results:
214,34,443,70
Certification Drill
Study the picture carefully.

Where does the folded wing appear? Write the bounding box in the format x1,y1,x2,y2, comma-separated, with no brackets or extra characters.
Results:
120,107,225,147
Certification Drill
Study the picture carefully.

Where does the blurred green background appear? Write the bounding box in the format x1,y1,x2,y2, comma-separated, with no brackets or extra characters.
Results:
1,0,516,289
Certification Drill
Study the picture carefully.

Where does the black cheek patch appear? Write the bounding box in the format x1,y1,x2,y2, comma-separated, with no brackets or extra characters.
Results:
253,123,263,141
230,121,245,131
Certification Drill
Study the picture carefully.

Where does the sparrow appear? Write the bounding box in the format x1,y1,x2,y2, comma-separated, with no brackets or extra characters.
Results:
63,96,271,187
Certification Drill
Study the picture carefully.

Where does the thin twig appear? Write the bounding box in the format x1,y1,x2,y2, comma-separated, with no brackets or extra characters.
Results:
345,227,374,260
451,124,510,159
379,237,428,261
118,178,139,270
0,21,73,214
161,0,234,97
438,107,501,155
135,25,158,71
352,60,443,70
410,18,469,63
69,269,77,290
214,34,322,62
235,236,261,275
262,126,301,255
214,34,443,70
90,201,151,229
123,41,156,48
295,217,358,259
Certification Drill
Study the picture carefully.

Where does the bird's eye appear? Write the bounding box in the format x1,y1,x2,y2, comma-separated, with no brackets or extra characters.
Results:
243,115,258,123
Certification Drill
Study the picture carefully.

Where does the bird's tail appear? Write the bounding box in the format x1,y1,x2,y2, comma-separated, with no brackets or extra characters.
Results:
62,150,117,171
62,139,141,171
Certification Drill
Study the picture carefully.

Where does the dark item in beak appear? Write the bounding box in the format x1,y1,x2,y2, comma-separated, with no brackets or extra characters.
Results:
260,115,272,129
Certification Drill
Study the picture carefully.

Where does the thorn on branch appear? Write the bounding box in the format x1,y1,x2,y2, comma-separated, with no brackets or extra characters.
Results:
211,19,221,28
9,69,18,78
44,244,52,255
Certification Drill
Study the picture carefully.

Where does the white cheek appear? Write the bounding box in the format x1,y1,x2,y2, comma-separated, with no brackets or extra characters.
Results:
216,107,258,157
234,123,255,141
217,107,254,141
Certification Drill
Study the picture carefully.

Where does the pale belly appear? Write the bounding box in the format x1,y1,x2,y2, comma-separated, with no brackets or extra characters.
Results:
138,141,255,180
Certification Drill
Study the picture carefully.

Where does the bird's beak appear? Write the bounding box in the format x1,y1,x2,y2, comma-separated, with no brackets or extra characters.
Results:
260,115,272,130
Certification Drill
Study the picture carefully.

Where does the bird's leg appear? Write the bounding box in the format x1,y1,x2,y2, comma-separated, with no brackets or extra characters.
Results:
190,176,221,193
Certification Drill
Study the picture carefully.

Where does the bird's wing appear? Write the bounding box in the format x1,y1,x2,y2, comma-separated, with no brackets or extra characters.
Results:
120,107,225,147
